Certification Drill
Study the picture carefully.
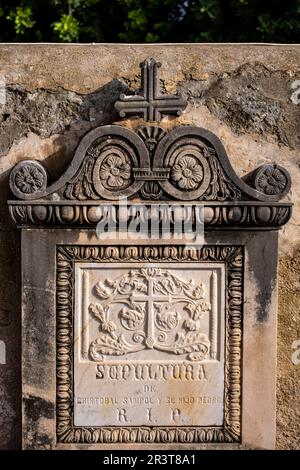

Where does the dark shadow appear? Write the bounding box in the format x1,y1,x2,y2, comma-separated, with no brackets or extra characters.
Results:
0,169,21,449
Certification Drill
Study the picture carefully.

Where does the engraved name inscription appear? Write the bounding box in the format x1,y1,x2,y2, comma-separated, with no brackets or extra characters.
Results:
76,395,223,405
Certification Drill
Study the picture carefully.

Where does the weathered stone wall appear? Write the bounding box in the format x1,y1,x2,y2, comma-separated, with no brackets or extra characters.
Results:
0,44,299,450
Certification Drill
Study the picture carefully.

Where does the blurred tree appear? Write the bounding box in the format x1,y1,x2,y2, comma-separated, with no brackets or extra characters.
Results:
0,0,299,43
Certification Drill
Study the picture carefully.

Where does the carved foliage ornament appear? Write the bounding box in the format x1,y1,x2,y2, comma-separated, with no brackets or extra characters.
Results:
89,267,211,361
56,244,243,444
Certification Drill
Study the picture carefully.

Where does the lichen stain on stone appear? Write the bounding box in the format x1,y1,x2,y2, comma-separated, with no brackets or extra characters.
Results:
178,63,300,149
248,237,278,323
0,79,132,157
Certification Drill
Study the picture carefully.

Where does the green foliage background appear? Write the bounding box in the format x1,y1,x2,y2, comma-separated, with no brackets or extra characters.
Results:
0,0,299,43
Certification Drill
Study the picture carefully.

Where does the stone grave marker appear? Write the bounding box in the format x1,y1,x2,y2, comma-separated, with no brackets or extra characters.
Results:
8,59,292,449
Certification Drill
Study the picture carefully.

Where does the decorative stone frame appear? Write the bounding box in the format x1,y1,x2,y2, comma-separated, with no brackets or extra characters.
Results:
56,244,243,444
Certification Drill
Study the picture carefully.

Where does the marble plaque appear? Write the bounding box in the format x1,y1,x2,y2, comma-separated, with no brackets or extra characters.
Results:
74,262,225,427
56,244,243,444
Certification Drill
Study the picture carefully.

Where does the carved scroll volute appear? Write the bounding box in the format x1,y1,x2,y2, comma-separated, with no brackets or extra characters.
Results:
153,126,292,203
153,129,212,201
9,126,151,202
153,126,242,201
66,126,150,200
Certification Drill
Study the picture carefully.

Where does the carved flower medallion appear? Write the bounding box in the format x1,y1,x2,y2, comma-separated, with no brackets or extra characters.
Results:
171,156,204,190
256,166,287,195
99,155,131,189
14,164,46,194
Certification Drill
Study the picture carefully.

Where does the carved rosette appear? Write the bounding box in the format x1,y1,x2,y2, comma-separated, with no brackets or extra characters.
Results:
253,164,290,196
56,244,243,444
99,154,131,189
171,156,204,190
9,160,47,200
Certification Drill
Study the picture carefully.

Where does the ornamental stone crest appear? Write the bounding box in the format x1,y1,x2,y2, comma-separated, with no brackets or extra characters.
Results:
89,267,212,361
7,58,292,229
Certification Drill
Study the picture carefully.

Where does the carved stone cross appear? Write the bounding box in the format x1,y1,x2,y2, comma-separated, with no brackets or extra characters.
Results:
130,276,171,349
115,58,187,122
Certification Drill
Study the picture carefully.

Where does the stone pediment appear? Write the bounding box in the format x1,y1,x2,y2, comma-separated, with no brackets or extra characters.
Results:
8,59,292,229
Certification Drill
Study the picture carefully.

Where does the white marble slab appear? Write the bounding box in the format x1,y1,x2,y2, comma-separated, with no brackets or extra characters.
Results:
74,262,225,427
